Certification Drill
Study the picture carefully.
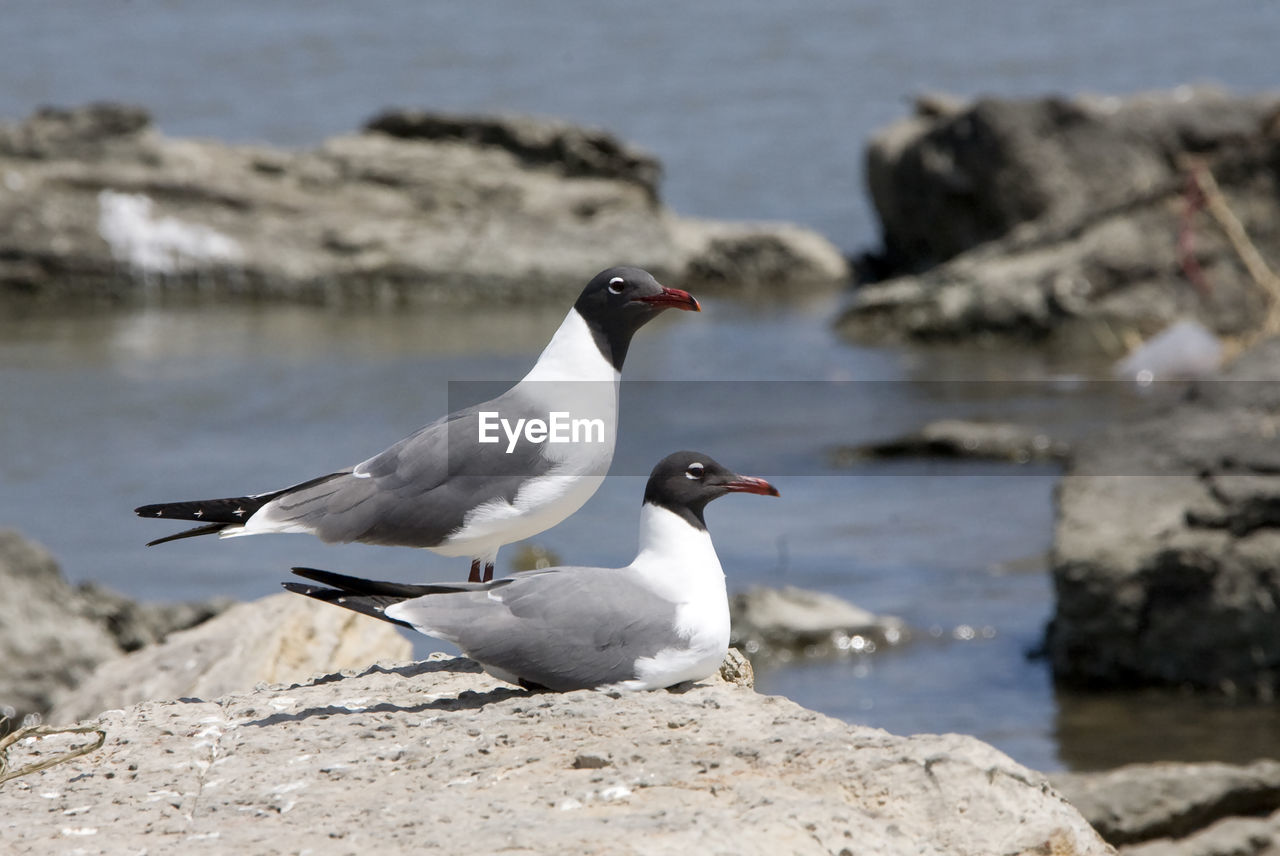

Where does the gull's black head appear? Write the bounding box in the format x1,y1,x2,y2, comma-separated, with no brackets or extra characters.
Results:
574,266,700,370
642,450,778,531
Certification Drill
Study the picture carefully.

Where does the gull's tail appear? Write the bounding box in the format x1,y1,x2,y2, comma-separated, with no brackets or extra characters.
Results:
283,566,504,628
134,472,347,546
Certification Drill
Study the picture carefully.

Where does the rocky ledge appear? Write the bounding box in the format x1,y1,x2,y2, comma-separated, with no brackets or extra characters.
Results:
0,652,1108,855
1048,335,1280,696
0,103,847,304
840,87,1280,353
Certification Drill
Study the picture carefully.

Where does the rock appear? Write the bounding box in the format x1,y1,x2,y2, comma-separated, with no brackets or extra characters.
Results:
717,647,755,688
73,582,232,654
1051,759,1280,851
1047,335,1280,696
730,585,906,660
0,531,119,723
864,87,1279,272
0,103,848,304
48,593,412,724
364,109,663,197
831,419,1070,465
842,88,1280,351
1123,810,1280,856
0,529,225,724
0,102,150,159
0,655,1109,855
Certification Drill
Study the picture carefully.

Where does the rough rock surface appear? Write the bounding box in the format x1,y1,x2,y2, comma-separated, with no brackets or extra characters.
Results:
1047,336,1280,696
729,585,906,660
0,529,227,723
48,593,413,725
0,654,1109,856
0,103,847,304
841,88,1280,350
1052,760,1280,854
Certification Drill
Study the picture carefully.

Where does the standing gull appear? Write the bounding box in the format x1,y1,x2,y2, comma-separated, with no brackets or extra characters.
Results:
284,451,778,691
136,266,699,582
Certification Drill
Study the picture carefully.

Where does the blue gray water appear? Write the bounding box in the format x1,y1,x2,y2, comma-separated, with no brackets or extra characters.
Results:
3,2,1278,771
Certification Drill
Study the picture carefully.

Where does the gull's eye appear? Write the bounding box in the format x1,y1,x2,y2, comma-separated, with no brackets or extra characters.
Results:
607,276,625,295
685,462,705,480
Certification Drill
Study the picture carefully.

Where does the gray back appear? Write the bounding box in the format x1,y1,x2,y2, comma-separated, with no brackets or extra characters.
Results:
268,387,565,547
394,567,681,690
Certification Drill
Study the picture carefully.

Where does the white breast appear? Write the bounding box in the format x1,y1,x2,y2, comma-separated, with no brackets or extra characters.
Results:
622,504,731,688
437,308,621,558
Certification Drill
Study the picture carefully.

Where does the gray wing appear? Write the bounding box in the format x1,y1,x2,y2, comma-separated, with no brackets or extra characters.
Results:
390,568,680,691
262,389,556,547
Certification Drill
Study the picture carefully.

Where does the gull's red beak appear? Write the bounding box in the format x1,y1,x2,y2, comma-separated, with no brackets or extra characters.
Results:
636,286,701,312
722,475,779,497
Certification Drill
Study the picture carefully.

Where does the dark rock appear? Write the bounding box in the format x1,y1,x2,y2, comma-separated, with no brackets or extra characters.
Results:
832,419,1070,465
0,102,151,159
1123,810,1280,856
1047,336,1280,696
571,752,612,770
865,87,1279,272
0,529,228,723
0,103,847,305
1051,759,1280,849
73,582,232,653
365,109,662,198
0,531,116,723
842,88,1280,352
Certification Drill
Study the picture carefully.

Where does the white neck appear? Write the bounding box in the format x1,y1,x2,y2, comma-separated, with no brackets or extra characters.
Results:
521,309,620,385
628,503,725,603
625,503,731,682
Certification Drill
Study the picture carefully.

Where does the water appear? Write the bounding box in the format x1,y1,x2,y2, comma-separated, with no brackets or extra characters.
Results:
3,2,1279,772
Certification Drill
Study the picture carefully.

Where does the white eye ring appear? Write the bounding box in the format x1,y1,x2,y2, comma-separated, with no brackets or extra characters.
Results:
607,276,625,295
685,462,704,480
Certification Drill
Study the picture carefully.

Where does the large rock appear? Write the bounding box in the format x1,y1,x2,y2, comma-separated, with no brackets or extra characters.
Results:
0,103,847,303
1047,336,1280,696
841,88,1280,351
0,529,226,723
49,593,413,724
0,654,1109,855
1052,760,1280,853
730,585,906,661
1122,811,1280,856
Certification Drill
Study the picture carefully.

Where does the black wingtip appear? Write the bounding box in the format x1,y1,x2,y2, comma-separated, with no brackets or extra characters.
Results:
282,577,416,630
145,523,229,546
289,566,478,598
290,566,364,589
